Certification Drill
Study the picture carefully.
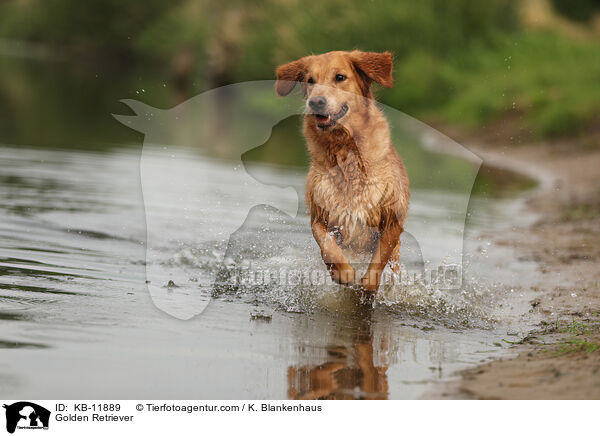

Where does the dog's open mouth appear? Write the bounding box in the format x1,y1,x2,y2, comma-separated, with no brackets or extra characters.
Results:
314,104,349,128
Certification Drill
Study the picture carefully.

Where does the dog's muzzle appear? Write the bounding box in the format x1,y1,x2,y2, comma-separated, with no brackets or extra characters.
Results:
311,103,349,129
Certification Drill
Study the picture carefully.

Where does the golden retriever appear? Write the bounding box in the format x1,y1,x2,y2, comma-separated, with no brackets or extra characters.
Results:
275,50,409,292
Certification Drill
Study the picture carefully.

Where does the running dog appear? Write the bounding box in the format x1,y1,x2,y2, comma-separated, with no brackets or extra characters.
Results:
275,50,409,292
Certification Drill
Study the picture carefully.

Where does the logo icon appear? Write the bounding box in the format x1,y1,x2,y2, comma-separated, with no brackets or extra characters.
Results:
3,402,50,434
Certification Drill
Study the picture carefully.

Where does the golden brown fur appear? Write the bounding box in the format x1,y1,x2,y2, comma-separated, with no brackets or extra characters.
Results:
276,50,410,292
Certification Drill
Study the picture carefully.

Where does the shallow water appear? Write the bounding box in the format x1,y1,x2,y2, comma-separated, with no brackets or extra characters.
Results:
0,52,543,399
0,142,541,399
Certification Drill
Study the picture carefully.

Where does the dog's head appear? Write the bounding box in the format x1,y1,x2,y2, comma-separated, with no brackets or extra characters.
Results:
275,50,393,131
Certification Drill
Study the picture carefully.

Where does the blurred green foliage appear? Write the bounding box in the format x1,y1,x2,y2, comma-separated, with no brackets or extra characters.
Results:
0,0,177,56
0,0,599,140
551,0,600,22
397,31,600,138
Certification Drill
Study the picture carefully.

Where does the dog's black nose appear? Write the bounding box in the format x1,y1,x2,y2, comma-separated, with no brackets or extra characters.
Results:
309,96,327,112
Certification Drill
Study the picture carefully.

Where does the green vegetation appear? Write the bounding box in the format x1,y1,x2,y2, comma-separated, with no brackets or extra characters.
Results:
0,0,599,140
502,338,526,345
555,338,600,355
540,318,593,335
539,318,600,356
551,0,600,22
407,32,600,139
564,319,590,335
561,192,600,221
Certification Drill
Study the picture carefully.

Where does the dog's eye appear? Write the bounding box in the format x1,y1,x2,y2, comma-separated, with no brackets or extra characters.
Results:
307,77,314,84
335,74,346,82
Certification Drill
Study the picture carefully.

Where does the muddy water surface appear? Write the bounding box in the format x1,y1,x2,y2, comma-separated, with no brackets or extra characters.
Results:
0,143,541,399
0,54,542,399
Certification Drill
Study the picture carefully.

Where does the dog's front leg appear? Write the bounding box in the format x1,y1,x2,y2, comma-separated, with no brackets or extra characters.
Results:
360,218,402,292
311,220,356,285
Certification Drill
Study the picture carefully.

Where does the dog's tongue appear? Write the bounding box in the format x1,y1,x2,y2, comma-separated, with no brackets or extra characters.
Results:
316,114,330,125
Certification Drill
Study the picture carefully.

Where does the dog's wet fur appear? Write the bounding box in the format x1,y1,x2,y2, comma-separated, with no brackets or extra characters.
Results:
276,50,409,292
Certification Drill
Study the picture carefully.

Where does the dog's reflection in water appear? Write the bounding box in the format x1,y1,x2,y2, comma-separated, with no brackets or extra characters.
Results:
287,303,388,400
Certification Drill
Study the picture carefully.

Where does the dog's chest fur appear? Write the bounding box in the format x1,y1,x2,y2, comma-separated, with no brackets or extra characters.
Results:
309,142,386,250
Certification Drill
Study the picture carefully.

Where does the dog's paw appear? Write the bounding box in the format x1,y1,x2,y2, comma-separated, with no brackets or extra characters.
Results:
329,263,356,285
359,272,380,293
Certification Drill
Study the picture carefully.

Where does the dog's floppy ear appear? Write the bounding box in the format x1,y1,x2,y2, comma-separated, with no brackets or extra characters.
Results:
350,51,394,89
275,58,307,96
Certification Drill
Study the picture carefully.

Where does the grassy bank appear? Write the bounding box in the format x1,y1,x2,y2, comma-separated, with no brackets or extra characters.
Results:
386,31,600,140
